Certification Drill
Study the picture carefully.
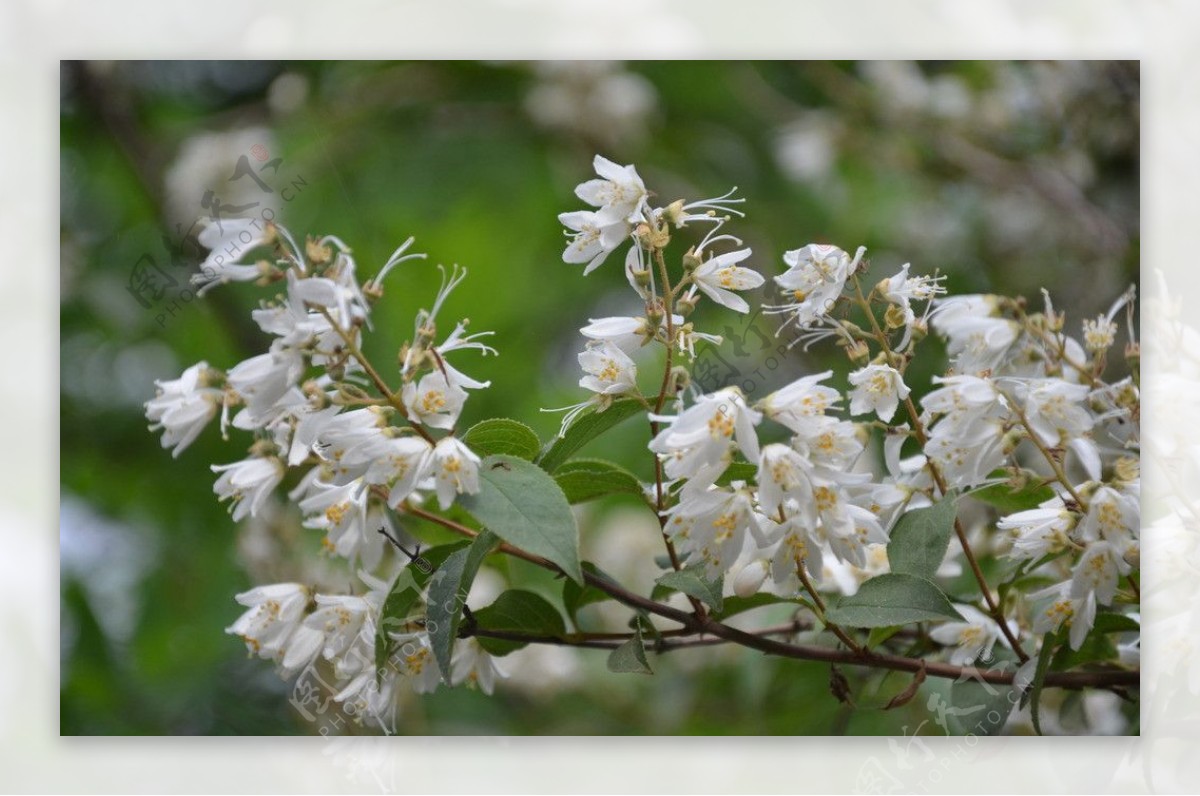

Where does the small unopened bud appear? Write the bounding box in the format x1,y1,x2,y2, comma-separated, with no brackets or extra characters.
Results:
664,199,687,228
846,339,870,363
682,247,702,273
669,365,690,394
632,266,652,288
675,294,697,317
646,298,665,327
733,560,769,599
306,236,333,266
883,304,908,331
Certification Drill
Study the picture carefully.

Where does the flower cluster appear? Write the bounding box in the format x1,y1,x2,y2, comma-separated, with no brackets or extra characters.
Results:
146,153,1139,736
146,224,502,729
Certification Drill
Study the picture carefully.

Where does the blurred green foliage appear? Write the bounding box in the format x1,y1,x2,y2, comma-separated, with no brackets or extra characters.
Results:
60,60,1138,735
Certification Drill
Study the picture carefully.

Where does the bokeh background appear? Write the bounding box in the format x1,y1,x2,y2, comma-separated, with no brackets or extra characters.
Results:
59,60,1139,735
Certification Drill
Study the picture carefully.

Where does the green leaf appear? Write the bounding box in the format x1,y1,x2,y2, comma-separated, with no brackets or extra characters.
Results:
426,531,498,682
655,567,724,613
711,593,797,621
887,498,959,580
1093,612,1141,634
971,471,1055,513
460,454,583,584
472,589,567,656
866,625,905,650
462,418,542,460
537,398,644,473
714,460,757,486
948,669,1018,736
825,573,961,628
1049,613,1138,671
375,541,466,675
553,458,643,504
607,624,653,674
1028,632,1060,735
562,562,619,627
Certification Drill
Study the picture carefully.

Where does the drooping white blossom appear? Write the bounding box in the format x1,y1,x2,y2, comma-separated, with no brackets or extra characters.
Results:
145,361,224,457
848,364,910,422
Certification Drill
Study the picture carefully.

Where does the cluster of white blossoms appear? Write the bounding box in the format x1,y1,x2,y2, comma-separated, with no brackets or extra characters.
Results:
146,223,504,730
556,155,1138,669
147,153,1138,733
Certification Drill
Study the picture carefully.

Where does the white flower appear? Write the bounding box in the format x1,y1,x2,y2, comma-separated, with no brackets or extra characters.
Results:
649,387,762,486
665,485,765,577
770,244,862,328
226,349,305,422
1070,540,1130,606
431,436,482,510
451,638,506,695
1018,378,1094,447
193,217,274,294
1031,581,1097,651
578,341,638,396
756,443,816,522
574,154,648,226
923,414,1008,488
212,456,284,521
435,321,497,390
848,364,910,422
998,501,1076,561
930,294,1019,375
312,406,390,483
303,594,376,661
299,478,373,563
760,371,840,434
732,558,770,598
929,604,1003,666
558,210,630,274
793,416,866,471
363,435,434,508
881,263,945,307
389,631,443,693
225,582,311,661
1078,485,1139,555
689,248,764,314
145,361,223,457
811,482,889,568
765,514,826,589
402,371,468,430
580,316,657,353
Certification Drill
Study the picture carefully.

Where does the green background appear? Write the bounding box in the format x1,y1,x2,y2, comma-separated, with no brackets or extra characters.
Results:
59,60,1138,735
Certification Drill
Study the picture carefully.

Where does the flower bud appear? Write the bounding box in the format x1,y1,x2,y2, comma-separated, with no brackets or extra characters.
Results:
664,199,686,228
681,247,702,273
733,560,769,598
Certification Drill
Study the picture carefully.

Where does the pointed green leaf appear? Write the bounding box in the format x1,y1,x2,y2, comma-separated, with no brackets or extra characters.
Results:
462,418,542,460
887,498,959,580
711,593,797,621
426,531,498,682
472,589,567,656
714,460,757,486
553,458,643,504
460,454,583,584
972,471,1056,513
538,398,644,473
825,573,961,628
375,541,466,675
563,562,620,626
655,567,724,613
607,625,653,674
947,649,1018,736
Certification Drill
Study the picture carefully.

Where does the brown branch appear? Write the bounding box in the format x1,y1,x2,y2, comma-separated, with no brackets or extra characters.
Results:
397,501,1137,691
